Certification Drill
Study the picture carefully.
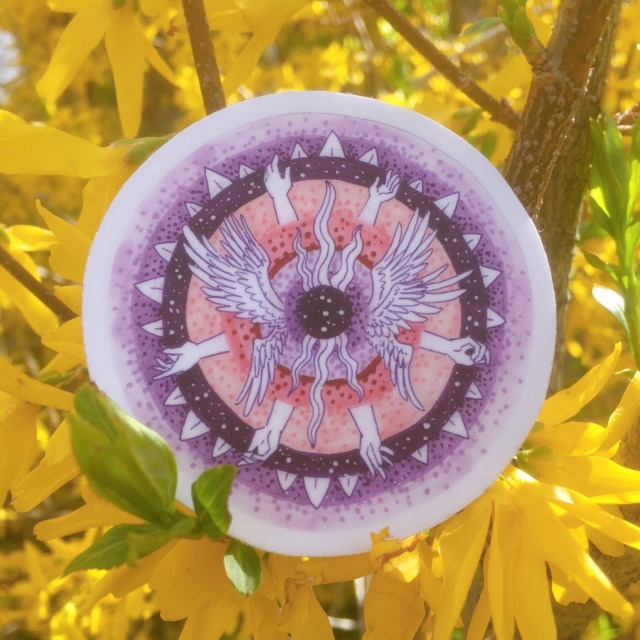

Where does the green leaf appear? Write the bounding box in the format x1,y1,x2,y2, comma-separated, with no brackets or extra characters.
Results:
64,517,197,575
191,465,237,541
460,17,503,37
223,539,262,596
70,385,178,526
498,0,518,22
590,116,630,232
592,285,630,336
582,250,620,282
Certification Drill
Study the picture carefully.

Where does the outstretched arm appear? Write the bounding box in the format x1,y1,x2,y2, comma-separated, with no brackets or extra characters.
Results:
153,332,230,379
350,404,393,479
238,399,294,465
358,171,400,225
419,331,489,366
264,154,297,224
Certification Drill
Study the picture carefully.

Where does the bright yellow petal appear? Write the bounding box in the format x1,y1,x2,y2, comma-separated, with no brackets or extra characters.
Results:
466,584,491,640
36,200,91,283
0,263,59,336
54,285,82,315
80,541,179,614
528,421,607,456
49,0,90,12
179,591,243,640
105,6,147,138
288,587,333,640
296,553,374,584
370,528,426,583
0,359,74,410
144,37,176,85
0,403,40,505
77,173,126,238
222,35,265,96
486,501,519,640
584,525,625,557
246,586,288,640
12,453,80,512
0,121,123,177
43,417,73,464
150,538,231,621
549,564,589,606
37,0,111,102
42,317,85,364
515,484,632,621
363,571,424,640
593,373,640,454
433,496,492,640
511,528,556,640
418,543,441,611
530,452,640,502
537,344,621,427
6,225,55,252
34,485,140,540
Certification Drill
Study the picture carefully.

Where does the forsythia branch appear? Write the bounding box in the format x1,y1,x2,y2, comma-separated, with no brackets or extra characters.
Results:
181,0,227,114
364,0,521,131
0,243,76,322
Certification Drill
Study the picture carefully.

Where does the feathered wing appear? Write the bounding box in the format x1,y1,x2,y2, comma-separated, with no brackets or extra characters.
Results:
367,210,470,410
182,216,287,415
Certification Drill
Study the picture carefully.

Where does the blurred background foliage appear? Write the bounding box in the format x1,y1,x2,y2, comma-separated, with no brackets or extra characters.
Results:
1,0,640,638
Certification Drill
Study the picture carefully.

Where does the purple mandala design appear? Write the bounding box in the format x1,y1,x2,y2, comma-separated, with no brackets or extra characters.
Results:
83,93,554,555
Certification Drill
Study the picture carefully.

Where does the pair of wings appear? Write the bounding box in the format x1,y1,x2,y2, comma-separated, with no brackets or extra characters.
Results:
183,197,466,415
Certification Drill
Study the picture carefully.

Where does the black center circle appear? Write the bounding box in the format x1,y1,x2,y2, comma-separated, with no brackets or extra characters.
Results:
295,285,354,339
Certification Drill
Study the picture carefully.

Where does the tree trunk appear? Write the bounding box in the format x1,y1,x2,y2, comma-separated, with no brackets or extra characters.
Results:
503,0,622,393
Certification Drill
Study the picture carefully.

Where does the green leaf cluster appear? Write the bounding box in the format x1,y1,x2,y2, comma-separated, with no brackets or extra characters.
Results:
584,114,640,367
66,386,261,594
462,0,544,64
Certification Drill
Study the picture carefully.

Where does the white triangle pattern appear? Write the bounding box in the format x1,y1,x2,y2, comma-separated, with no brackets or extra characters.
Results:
135,277,165,304
154,242,177,262
180,410,209,440
433,193,459,218
212,437,232,458
411,444,429,464
165,387,186,406
205,168,232,198
319,131,345,158
141,319,163,337
338,475,359,497
276,470,298,492
442,411,469,439
303,476,331,508
358,148,378,165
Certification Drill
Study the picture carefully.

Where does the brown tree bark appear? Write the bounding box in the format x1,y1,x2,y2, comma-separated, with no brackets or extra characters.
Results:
503,0,622,392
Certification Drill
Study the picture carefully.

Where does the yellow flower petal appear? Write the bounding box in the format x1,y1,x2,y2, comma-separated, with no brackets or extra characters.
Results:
179,591,243,640
537,344,621,427
246,586,288,640
486,501,519,640
511,528,556,640
363,571,424,640
549,565,589,606
54,285,82,315
370,528,426,583
0,359,74,411
433,496,492,640
296,553,374,584
144,36,176,85
43,417,73,465
584,525,625,557
593,372,640,454
34,485,140,540
37,0,111,103
528,421,607,456
0,121,123,177
12,453,80,512
466,584,490,640
42,317,85,364
79,541,179,614
0,261,59,336
150,538,231,621
36,200,91,283
105,6,147,138
6,225,55,252
288,587,333,640
0,402,40,505
530,452,640,502
515,484,632,620
418,543,441,611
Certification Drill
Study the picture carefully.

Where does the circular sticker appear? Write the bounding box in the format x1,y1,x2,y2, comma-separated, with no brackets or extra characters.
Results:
83,92,555,556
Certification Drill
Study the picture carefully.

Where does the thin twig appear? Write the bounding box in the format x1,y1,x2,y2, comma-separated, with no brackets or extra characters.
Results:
181,0,226,114
0,243,75,322
363,0,520,130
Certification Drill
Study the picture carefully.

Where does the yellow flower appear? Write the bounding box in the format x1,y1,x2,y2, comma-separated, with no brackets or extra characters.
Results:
38,0,175,137
205,0,310,95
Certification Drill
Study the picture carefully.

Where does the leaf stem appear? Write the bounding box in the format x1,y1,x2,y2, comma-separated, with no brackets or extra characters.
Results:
0,243,75,322
364,0,520,130
181,0,226,115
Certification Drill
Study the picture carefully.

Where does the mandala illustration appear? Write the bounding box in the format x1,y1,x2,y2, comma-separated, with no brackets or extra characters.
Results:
84,93,554,556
